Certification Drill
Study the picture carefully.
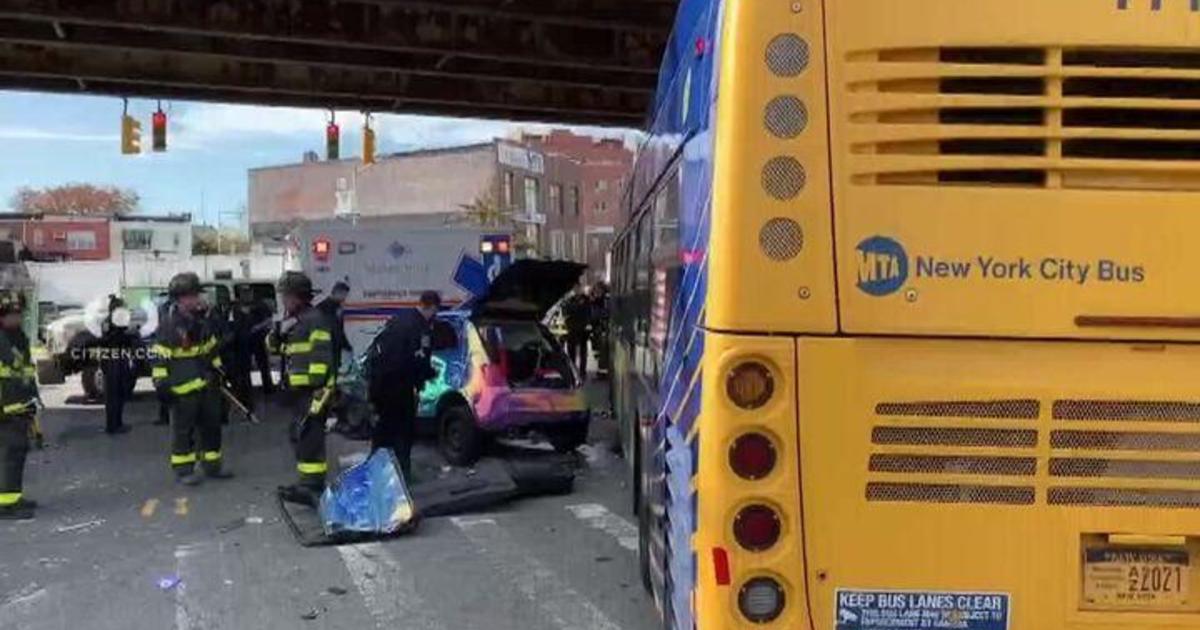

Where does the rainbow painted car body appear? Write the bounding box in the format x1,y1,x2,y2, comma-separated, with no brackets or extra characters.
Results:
416,260,590,464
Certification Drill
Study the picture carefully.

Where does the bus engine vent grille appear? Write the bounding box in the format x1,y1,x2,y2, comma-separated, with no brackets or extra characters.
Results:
867,482,1035,505
848,46,1200,191
877,399,1040,419
1053,399,1200,422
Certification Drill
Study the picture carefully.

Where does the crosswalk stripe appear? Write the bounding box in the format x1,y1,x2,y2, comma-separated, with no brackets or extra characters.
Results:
564,503,639,552
174,545,201,630
451,516,623,630
337,543,449,630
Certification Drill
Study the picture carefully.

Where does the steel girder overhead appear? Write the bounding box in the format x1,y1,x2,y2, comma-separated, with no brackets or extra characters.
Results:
0,0,678,126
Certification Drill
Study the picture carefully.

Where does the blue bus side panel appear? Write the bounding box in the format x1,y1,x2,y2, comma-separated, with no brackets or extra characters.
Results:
648,0,723,628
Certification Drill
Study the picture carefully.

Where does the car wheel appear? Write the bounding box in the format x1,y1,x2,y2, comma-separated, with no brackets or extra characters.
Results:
81,365,104,401
440,405,483,466
547,421,589,453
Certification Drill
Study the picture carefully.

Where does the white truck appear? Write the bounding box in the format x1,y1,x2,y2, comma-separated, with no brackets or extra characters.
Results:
288,217,512,354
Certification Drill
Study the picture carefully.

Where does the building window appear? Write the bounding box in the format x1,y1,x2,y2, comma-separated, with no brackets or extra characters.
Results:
124,228,153,251
570,232,580,262
597,201,608,214
549,184,563,216
595,180,608,193
503,172,515,208
551,230,565,258
570,186,581,216
524,177,540,215
67,230,97,252
32,229,44,247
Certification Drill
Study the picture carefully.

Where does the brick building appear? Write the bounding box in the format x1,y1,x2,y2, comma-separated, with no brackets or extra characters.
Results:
525,130,634,283
0,214,111,261
248,130,635,280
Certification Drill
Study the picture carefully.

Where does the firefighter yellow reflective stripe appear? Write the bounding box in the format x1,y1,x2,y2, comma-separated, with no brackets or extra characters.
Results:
171,378,207,395
171,453,197,465
310,330,332,342
0,492,20,506
2,402,29,414
212,356,223,368
20,366,34,377
284,341,313,354
297,461,328,475
155,337,218,359
309,362,329,376
202,451,221,462
152,366,168,379
289,374,312,387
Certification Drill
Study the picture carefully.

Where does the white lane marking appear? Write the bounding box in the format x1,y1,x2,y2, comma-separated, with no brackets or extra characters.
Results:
338,543,448,630
451,516,623,630
174,545,200,630
565,503,639,552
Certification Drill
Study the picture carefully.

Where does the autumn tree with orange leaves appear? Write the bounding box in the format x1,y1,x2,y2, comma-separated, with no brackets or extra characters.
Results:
10,184,139,216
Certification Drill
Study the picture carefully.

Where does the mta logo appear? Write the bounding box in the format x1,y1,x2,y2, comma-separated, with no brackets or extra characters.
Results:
856,236,909,297
1117,0,1200,10
387,241,409,259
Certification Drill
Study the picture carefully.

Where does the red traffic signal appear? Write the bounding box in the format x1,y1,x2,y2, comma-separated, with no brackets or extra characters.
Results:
325,123,340,160
152,110,167,152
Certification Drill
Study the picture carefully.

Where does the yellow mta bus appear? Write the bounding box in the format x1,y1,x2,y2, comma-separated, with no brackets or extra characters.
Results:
610,0,1200,628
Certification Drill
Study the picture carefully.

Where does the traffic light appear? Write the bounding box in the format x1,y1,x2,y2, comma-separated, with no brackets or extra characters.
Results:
362,125,376,165
152,109,167,152
121,114,141,155
326,122,340,161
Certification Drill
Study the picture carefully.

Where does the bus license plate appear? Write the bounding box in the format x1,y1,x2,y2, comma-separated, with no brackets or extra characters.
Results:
1083,547,1190,610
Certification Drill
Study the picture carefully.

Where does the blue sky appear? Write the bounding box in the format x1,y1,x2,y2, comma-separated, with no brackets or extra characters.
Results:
0,91,630,226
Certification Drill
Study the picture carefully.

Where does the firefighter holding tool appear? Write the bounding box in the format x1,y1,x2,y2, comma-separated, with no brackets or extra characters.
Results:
152,272,233,486
269,272,336,505
0,291,39,520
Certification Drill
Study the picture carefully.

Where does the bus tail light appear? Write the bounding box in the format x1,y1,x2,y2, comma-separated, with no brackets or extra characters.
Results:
729,433,777,480
738,577,785,623
727,361,774,409
734,505,781,551
711,547,731,586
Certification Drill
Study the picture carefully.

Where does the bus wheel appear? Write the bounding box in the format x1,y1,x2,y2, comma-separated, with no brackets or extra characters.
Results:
439,405,483,466
638,493,652,592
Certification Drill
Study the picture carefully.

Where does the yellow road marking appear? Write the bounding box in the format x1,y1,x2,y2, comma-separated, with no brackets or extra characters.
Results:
174,497,189,517
140,498,159,519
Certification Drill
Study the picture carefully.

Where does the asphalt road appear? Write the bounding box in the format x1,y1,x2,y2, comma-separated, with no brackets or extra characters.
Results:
0,376,659,630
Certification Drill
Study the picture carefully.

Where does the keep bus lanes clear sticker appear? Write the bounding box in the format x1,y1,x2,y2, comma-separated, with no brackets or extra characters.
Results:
836,590,1010,630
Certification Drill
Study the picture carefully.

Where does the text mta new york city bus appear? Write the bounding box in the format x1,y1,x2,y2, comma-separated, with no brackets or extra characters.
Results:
610,0,1200,628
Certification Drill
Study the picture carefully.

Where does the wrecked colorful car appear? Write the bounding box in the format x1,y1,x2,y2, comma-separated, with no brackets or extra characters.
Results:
417,260,590,465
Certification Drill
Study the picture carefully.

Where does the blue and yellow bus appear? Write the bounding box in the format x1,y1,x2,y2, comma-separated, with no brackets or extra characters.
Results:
611,0,1200,628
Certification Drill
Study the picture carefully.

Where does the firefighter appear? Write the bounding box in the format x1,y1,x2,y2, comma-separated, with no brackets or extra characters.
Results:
0,291,38,520
226,286,258,411
562,285,591,379
152,272,232,486
269,271,335,502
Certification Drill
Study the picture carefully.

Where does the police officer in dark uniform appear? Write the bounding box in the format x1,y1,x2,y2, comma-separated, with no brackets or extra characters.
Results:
0,291,39,520
315,281,352,357
368,290,439,479
151,273,232,486
98,295,136,435
226,286,258,411
269,272,335,500
562,286,591,380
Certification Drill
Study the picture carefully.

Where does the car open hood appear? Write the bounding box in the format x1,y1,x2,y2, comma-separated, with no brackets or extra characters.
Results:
469,260,586,320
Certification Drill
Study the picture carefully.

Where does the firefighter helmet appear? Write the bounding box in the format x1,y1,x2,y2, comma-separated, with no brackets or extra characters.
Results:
168,272,203,298
277,271,314,299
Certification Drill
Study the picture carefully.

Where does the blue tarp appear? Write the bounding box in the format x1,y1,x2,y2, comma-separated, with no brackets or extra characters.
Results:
318,449,417,536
